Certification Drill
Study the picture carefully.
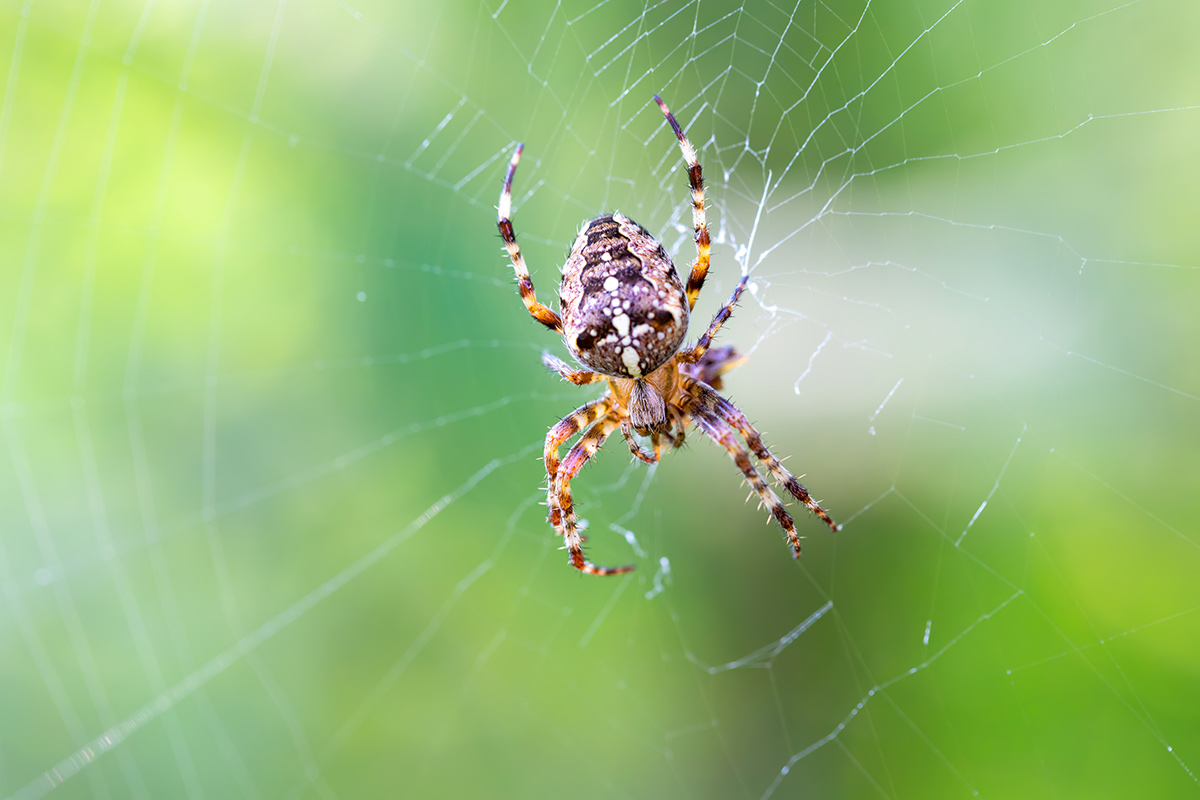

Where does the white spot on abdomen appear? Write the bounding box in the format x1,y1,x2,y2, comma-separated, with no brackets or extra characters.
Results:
612,313,630,337
622,347,641,376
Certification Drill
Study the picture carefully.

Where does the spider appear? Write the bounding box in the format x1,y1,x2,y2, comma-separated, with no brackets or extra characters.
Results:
497,95,840,575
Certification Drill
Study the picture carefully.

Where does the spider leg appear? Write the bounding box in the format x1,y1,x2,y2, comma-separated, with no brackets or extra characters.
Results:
620,419,661,465
555,414,635,575
545,397,613,533
654,95,709,312
542,351,604,385
498,144,564,334
679,344,746,392
679,273,749,365
688,378,839,533
688,402,806,558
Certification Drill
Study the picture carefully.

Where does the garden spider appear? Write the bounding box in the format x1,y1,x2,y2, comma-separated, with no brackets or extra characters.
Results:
498,95,839,575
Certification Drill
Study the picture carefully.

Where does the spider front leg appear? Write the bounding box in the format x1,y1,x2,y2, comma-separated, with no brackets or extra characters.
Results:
545,397,613,533
689,379,839,533
554,414,635,575
497,144,564,333
655,95,710,312
688,401,808,558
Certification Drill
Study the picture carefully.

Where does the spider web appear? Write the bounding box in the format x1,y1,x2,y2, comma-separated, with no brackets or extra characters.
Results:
2,0,1199,797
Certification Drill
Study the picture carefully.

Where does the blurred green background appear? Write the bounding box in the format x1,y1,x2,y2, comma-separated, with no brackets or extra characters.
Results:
2,0,1199,798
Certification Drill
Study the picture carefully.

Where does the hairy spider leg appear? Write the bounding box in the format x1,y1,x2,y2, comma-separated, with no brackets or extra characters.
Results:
544,397,613,533
679,344,746,393
687,379,840,533
654,95,710,312
554,414,635,575
680,273,749,365
542,352,604,386
498,144,564,333
688,401,807,558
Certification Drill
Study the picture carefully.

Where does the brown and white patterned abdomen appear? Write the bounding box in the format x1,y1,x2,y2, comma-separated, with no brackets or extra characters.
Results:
558,213,690,378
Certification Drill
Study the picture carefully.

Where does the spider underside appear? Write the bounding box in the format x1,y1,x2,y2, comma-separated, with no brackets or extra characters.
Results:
497,95,839,575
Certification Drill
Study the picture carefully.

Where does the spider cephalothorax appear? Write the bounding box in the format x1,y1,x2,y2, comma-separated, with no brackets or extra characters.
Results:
497,95,840,575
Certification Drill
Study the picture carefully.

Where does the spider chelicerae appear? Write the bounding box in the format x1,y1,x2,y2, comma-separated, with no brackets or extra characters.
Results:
497,95,840,575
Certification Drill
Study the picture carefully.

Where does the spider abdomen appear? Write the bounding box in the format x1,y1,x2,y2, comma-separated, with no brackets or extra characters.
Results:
559,212,690,378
